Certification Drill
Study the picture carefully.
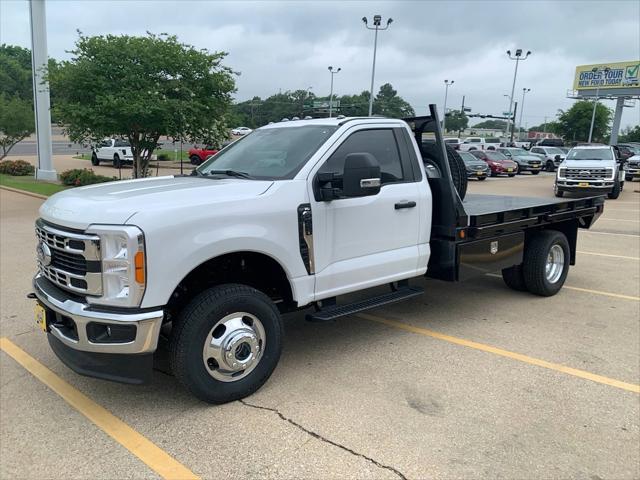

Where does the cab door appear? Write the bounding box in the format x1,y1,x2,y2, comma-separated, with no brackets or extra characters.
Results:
308,126,424,300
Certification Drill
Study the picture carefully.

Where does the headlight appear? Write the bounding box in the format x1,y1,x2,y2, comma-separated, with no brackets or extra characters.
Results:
557,168,566,178
86,225,146,308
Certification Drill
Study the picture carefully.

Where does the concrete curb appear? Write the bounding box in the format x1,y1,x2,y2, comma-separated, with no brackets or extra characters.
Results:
0,185,48,200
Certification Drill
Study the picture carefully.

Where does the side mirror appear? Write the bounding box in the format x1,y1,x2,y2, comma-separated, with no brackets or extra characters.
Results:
342,152,381,197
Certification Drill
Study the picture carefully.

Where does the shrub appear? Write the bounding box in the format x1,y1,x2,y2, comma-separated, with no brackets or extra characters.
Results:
59,168,115,187
157,153,170,161
0,160,35,176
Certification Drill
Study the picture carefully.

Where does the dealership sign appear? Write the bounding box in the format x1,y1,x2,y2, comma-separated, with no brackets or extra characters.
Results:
573,61,640,90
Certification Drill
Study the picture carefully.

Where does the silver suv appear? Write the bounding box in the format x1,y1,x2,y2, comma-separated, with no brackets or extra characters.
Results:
555,146,625,199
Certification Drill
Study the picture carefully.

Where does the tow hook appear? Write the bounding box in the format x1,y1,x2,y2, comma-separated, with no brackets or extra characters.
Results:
26,292,37,299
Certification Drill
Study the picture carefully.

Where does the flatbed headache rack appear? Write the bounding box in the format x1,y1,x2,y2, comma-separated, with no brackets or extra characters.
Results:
403,105,605,282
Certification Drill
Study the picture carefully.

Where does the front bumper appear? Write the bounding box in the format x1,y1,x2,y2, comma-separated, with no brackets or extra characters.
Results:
33,275,164,383
466,169,488,178
626,167,639,179
520,163,542,172
555,179,614,192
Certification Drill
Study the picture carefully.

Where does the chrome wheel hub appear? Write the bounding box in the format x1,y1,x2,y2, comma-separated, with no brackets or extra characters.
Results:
202,312,265,382
545,244,565,284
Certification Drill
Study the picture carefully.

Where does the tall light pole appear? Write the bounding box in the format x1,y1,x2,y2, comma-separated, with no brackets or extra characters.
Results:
328,67,341,118
29,0,56,180
518,88,531,139
503,94,511,138
363,15,393,116
506,49,531,141
588,67,610,143
442,79,454,132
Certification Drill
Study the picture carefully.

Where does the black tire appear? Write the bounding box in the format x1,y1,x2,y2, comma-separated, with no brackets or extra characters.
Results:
531,170,540,175
170,284,283,404
546,160,554,172
554,183,564,197
514,162,521,174
502,264,527,291
190,155,201,165
478,176,487,181
422,143,468,200
490,171,498,177
522,230,570,296
91,153,100,166
607,179,621,199
113,154,121,168
508,174,516,177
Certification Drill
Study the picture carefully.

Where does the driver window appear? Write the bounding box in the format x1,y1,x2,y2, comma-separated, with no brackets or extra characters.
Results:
319,129,405,185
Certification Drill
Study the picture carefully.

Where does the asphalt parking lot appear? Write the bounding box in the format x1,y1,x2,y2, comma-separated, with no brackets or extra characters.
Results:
1,173,639,479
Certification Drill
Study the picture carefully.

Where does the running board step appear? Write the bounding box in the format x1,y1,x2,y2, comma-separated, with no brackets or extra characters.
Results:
306,286,424,322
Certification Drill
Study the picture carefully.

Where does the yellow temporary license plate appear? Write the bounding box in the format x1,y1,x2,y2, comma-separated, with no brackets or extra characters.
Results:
507,168,513,172
35,304,47,332
476,171,484,176
578,182,590,187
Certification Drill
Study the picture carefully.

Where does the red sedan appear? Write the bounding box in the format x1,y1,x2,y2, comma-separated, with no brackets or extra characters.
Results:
470,150,518,177
188,145,218,165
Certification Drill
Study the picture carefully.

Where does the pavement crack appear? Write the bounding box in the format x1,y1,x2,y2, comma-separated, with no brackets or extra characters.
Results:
239,399,408,480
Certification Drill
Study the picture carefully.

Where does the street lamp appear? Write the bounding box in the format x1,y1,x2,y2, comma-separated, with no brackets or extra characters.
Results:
442,80,454,132
588,67,610,143
518,88,531,139
328,67,341,118
506,49,531,139
363,15,393,116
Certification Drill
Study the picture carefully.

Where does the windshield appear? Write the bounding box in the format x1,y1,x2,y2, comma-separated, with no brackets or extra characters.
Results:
198,125,338,179
459,152,479,163
545,147,564,155
504,148,528,155
567,148,614,161
486,152,509,161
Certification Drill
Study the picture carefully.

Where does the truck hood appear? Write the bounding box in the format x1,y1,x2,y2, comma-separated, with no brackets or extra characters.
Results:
560,159,616,169
39,175,274,230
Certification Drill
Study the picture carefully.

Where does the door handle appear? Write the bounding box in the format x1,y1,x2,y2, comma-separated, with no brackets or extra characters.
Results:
395,201,416,210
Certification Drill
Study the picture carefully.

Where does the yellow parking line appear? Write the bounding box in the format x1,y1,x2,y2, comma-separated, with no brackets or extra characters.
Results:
577,251,640,261
583,230,639,238
485,273,639,301
562,285,639,301
356,313,640,394
598,218,640,223
0,338,199,480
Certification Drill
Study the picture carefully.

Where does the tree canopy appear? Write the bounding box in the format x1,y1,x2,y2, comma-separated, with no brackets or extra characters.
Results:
49,32,236,177
472,119,507,130
444,111,468,133
0,45,35,160
555,100,611,143
230,83,414,128
618,125,640,143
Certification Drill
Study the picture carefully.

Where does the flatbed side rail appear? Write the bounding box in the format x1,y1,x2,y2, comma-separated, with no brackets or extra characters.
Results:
463,196,605,240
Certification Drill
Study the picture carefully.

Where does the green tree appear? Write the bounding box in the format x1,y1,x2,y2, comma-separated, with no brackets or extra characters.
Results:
49,33,236,177
373,83,415,117
445,111,468,133
0,95,34,159
555,100,611,143
618,125,640,143
0,45,35,159
473,119,507,130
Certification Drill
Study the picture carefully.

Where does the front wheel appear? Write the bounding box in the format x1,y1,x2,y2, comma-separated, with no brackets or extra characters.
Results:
554,183,564,197
189,155,201,165
170,284,284,404
91,153,100,166
608,180,621,199
508,174,516,177
478,176,487,181
531,170,540,175
523,230,570,296
546,160,554,172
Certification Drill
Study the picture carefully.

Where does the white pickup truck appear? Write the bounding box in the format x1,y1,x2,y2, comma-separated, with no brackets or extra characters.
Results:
91,138,134,168
458,136,502,152
32,106,604,403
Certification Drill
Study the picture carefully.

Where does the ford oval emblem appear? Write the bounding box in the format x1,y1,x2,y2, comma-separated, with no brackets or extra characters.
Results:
37,241,52,266
579,170,591,175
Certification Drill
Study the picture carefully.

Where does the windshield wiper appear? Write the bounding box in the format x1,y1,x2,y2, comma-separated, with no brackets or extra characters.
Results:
207,169,255,179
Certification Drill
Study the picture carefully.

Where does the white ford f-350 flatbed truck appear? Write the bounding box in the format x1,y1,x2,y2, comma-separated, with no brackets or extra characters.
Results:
32,106,604,403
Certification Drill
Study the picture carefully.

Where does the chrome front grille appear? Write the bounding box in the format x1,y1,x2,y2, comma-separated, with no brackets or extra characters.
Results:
35,220,102,296
562,168,613,180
